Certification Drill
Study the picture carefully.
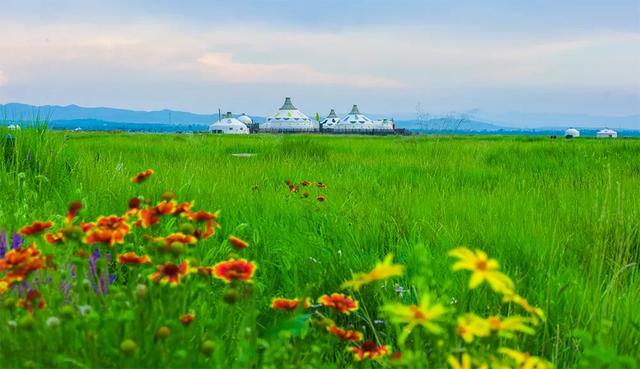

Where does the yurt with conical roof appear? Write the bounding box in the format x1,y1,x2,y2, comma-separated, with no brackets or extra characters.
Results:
320,109,340,129
334,105,376,131
262,97,315,131
209,112,250,135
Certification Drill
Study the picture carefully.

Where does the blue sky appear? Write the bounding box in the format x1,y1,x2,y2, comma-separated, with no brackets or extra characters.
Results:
0,0,638,125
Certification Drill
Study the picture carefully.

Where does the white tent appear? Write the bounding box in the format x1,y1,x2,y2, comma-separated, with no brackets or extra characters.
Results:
320,109,340,129
335,105,392,131
596,128,618,138
564,128,580,138
7,124,21,130
209,112,250,135
262,97,315,131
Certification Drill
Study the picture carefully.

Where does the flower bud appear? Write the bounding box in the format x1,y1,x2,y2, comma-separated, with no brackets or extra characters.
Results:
169,241,185,256
120,339,138,355
59,305,76,319
223,289,240,305
201,340,216,356
18,314,36,330
179,223,195,235
135,284,148,299
160,191,175,201
156,326,171,339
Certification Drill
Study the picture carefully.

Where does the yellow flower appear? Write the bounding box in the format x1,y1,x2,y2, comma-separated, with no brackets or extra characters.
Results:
448,353,488,369
456,313,491,343
502,292,546,322
487,315,535,338
498,348,554,369
448,247,514,293
381,295,447,344
341,254,404,290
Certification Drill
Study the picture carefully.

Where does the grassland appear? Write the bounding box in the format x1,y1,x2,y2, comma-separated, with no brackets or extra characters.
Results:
0,129,638,368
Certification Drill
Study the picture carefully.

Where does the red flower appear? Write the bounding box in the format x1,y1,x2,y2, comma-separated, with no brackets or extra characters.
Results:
271,297,310,311
316,195,326,202
117,252,151,265
194,266,214,276
149,261,189,285
315,182,326,188
185,210,220,240
299,180,311,187
16,289,47,312
179,313,195,326
18,221,53,236
131,169,154,183
66,201,83,224
173,202,193,215
213,259,256,283
348,341,390,361
288,184,299,193
318,293,359,314
327,325,363,342
228,235,249,250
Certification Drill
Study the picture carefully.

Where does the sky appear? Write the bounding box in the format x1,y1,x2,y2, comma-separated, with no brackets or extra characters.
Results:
0,0,639,125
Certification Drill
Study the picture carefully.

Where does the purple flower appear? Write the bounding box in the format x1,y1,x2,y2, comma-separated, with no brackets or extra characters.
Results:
0,228,24,258
0,228,6,258
11,233,23,249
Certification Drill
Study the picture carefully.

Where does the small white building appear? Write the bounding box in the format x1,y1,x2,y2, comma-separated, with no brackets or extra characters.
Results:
597,128,618,138
262,97,315,131
564,128,580,138
209,112,249,135
7,124,21,130
320,109,340,129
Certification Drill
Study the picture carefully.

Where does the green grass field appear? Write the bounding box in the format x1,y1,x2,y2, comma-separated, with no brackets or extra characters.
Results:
0,129,638,368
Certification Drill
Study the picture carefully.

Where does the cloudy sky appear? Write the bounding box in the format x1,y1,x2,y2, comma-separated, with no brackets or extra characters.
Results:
0,0,639,122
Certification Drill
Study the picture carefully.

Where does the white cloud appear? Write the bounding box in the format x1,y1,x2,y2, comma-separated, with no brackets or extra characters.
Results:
195,52,403,88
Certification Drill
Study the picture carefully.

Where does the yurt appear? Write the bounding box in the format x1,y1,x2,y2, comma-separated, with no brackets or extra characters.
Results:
564,128,580,138
7,124,20,130
334,105,376,131
597,128,618,138
374,118,395,131
209,112,249,135
262,97,315,131
237,113,253,126
320,109,340,129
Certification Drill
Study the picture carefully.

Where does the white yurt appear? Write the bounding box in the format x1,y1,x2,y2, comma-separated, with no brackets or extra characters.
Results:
334,105,376,131
209,112,250,135
237,113,253,125
7,124,21,130
320,109,340,129
262,97,315,131
564,128,580,138
597,128,618,138
374,118,395,131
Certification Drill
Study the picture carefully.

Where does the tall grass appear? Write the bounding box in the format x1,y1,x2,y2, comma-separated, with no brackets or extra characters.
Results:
0,131,638,367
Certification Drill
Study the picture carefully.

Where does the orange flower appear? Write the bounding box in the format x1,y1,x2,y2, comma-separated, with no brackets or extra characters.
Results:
149,261,189,285
155,200,176,215
288,184,299,193
271,297,310,311
0,243,48,285
137,208,160,228
194,266,214,276
316,195,326,202
348,341,390,361
299,180,311,186
185,210,220,240
44,232,64,244
131,168,154,183
117,252,151,265
327,325,363,342
318,293,359,314
84,216,130,246
185,210,219,222
179,313,195,326
164,233,198,246
213,259,256,283
228,235,249,250
18,221,53,236
315,182,326,188
173,202,193,215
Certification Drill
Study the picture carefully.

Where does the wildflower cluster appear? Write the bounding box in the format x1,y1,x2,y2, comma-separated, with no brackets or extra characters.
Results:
285,179,327,202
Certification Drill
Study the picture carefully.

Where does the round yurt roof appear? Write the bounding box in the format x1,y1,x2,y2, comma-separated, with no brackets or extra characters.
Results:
565,128,580,137
237,113,253,125
339,105,373,124
597,128,618,137
263,97,314,129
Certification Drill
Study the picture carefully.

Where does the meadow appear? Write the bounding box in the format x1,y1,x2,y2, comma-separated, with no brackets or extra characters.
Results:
0,128,638,368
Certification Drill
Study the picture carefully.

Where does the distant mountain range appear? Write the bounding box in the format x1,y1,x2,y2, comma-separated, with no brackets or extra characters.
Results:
1,102,638,134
